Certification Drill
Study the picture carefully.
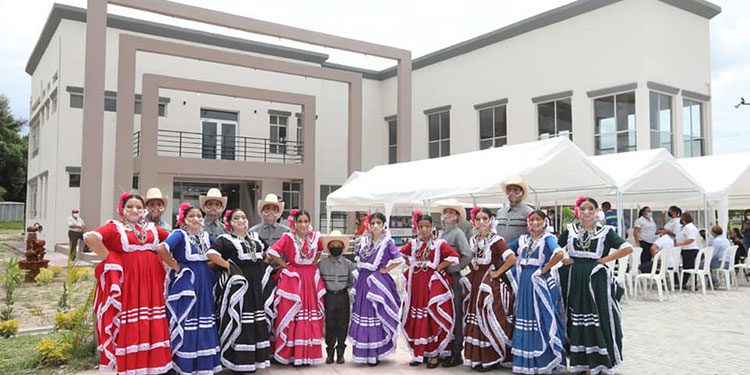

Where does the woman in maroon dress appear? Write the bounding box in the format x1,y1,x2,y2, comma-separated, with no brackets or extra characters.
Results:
84,192,172,374
400,210,459,368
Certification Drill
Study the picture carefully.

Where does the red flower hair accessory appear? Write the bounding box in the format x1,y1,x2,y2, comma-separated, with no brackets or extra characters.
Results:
573,195,586,218
223,209,233,233
411,210,424,233
117,192,131,217
470,206,481,226
176,202,192,226
287,209,300,230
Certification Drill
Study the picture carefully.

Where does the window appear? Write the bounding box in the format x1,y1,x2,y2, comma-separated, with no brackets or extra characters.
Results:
649,92,673,153
69,173,80,188
594,92,636,155
387,118,398,164
320,185,346,231
427,111,450,158
537,98,572,140
132,175,139,190
296,116,303,156
134,101,167,117
270,114,288,154
28,180,38,218
683,99,704,157
200,109,238,160
29,117,40,157
282,181,301,217
479,105,507,149
104,95,117,112
70,93,83,108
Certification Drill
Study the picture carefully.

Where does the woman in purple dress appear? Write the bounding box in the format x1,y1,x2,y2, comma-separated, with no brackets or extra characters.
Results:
348,212,404,366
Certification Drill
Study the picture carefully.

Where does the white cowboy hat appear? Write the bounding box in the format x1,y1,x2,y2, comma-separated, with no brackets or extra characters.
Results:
256,193,285,217
501,175,529,202
199,188,227,209
144,187,168,206
321,230,351,251
436,198,467,221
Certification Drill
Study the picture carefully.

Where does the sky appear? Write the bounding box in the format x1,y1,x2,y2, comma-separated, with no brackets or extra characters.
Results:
0,0,748,153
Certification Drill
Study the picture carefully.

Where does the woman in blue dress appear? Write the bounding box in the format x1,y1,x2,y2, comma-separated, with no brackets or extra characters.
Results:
507,209,567,374
155,202,224,374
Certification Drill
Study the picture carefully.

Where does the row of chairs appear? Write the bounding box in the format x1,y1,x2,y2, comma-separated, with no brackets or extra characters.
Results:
609,245,750,302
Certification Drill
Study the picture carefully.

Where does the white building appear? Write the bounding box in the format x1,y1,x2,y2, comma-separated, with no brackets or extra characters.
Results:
25,0,720,247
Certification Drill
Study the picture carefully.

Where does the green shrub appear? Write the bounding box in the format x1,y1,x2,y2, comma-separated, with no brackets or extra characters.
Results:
34,268,55,285
54,309,84,331
0,319,19,338
35,337,71,366
49,266,63,277
1,258,24,321
69,267,94,285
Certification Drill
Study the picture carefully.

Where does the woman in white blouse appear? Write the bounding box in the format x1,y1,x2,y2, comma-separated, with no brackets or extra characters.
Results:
674,212,700,289
634,206,658,266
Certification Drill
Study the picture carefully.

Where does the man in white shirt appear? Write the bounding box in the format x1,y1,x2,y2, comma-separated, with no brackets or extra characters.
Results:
638,234,674,273
66,208,86,260
706,225,732,285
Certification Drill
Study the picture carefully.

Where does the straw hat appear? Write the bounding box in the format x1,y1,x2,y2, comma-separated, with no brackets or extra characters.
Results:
256,193,285,217
501,175,529,202
144,187,168,206
436,198,467,221
321,230,351,250
199,188,227,209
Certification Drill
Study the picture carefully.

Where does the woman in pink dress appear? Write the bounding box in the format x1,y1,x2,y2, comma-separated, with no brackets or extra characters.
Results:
267,209,326,366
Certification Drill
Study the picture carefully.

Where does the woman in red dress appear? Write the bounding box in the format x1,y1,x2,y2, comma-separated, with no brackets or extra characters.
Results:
400,210,459,368
267,209,326,366
84,192,172,374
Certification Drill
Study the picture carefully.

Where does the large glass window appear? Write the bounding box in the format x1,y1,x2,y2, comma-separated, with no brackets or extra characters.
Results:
320,185,346,231
28,179,38,218
479,105,507,149
29,116,40,157
683,99,704,157
594,92,636,155
282,181,301,218
388,119,397,164
649,92,673,153
428,111,450,158
201,109,237,160
270,114,288,154
537,98,572,140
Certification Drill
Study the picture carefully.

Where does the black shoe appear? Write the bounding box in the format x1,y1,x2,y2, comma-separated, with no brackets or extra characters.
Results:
442,355,462,368
476,365,493,372
368,359,379,367
426,358,440,369
409,361,422,367
326,349,335,364
336,353,345,364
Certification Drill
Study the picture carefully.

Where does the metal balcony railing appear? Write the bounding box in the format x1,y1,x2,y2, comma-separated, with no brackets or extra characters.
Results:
132,129,303,164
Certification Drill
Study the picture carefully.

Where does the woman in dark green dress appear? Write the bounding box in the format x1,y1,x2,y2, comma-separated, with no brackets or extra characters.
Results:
558,196,633,374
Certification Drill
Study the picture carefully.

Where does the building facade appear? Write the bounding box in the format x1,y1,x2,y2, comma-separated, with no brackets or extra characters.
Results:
25,0,720,246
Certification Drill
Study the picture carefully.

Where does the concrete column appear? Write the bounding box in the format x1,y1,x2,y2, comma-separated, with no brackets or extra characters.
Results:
397,55,412,162
635,85,651,152
81,0,107,226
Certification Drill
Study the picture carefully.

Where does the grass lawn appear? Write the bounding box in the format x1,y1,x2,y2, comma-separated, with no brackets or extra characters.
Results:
0,332,97,374
0,221,24,235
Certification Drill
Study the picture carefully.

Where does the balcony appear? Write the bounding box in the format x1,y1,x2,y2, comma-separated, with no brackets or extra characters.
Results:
132,129,303,164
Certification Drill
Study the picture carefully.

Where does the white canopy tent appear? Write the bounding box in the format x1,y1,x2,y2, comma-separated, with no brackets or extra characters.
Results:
678,152,750,230
326,137,617,230
589,148,706,234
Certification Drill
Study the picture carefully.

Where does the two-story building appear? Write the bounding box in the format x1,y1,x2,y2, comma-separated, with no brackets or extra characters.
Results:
25,0,720,247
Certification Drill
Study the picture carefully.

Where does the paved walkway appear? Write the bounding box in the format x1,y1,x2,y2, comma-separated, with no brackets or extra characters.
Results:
77,284,750,374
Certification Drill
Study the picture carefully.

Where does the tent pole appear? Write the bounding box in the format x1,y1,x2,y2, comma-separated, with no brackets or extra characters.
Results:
703,194,709,230
326,210,332,234
616,190,624,236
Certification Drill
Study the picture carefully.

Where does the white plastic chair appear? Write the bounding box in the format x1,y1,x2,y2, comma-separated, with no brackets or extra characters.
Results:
625,247,642,296
680,247,715,294
714,245,738,290
615,253,630,301
634,250,668,301
732,250,750,286
664,247,682,292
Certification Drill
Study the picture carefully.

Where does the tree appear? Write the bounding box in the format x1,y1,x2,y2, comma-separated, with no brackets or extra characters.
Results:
0,95,28,202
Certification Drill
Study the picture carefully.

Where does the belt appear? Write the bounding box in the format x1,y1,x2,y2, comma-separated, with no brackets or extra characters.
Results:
326,288,349,295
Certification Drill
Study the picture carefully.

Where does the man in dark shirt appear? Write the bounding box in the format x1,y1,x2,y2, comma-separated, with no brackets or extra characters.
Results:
318,230,355,364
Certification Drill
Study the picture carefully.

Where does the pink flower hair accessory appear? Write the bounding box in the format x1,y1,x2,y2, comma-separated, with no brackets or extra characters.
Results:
470,206,481,226
223,209,233,233
411,210,423,233
287,209,300,230
117,192,132,217
176,202,192,227
573,195,586,218
364,212,374,233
